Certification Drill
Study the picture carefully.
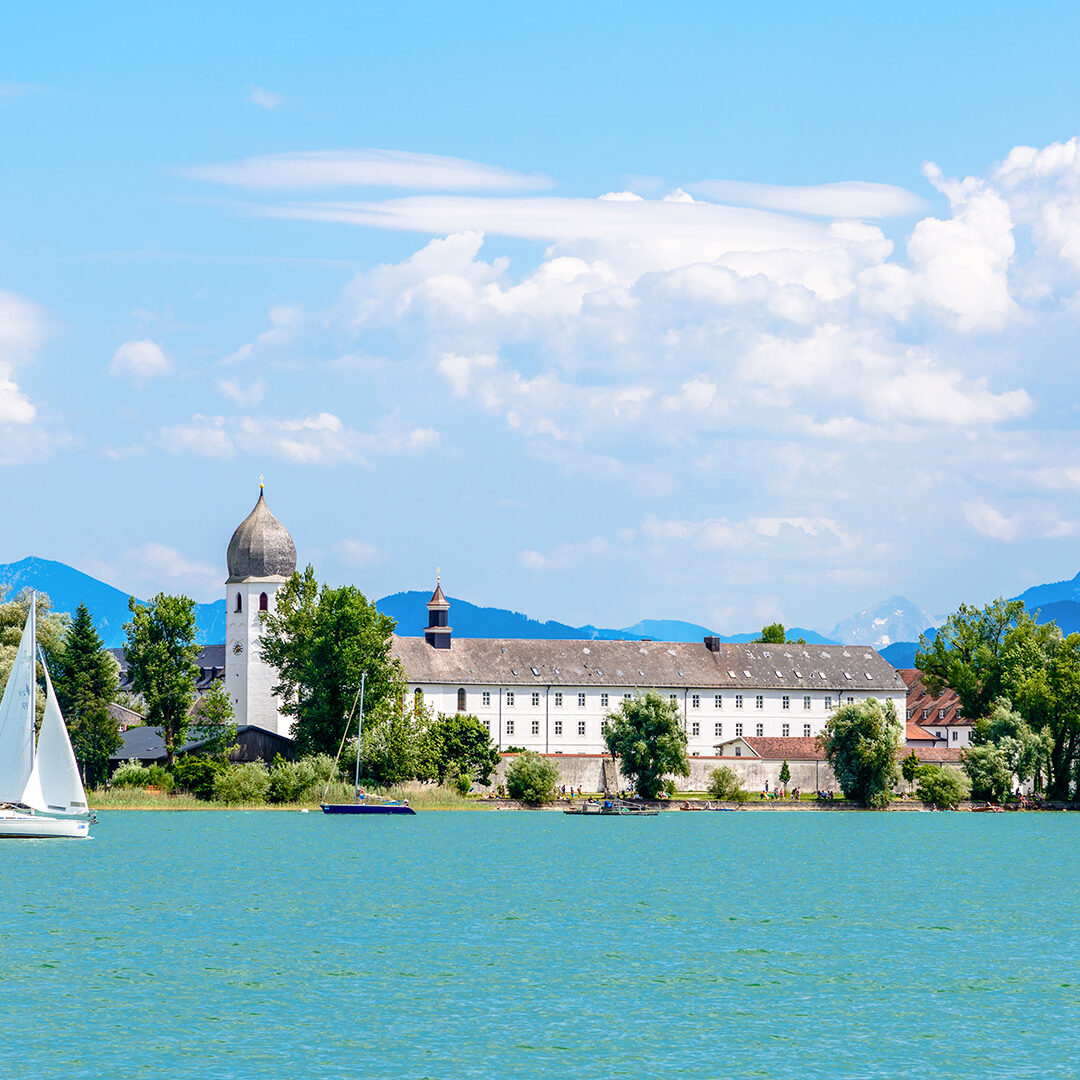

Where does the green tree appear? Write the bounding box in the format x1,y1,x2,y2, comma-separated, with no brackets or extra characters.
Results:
971,699,1049,790
425,712,500,785
603,690,690,798
961,744,1012,803
820,697,902,808
358,698,429,786
171,755,226,800
505,750,558,804
188,680,237,759
757,622,787,644
123,594,202,766
916,765,971,809
779,759,791,786
915,598,1030,722
900,750,922,785
706,765,748,801
260,565,404,756
48,603,122,788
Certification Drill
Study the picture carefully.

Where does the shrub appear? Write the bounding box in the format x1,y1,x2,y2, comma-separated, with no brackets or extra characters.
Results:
212,762,270,805
662,778,678,798
452,770,472,797
505,751,558,804
171,754,226,800
110,759,175,790
916,766,971,809
706,765,749,801
268,754,337,804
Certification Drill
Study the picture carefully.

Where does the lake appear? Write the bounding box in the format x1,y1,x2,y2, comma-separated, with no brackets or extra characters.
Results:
2,810,1077,1079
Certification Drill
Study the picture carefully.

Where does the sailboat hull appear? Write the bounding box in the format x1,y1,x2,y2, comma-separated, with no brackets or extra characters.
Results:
320,803,417,816
0,810,90,838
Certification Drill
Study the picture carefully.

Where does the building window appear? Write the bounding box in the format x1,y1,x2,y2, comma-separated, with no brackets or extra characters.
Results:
735,694,743,709
755,695,763,709
735,745,742,756
735,723,743,737
715,694,722,708
532,692,540,707
554,692,563,707
235,593,242,613
577,720,586,736
691,721,700,736
782,695,790,710
670,694,678,704
506,691,515,706
531,719,540,735
939,709,946,719
825,696,833,710
482,691,491,707
414,688,423,710
457,688,466,712
506,720,514,736
601,693,609,708
847,696,855,705
578,693,586,708
624,693,632,700
803,724,811,737
782,723,789,737
259,592,268,612
756,723,763,737
803,696,811,710
554,720,563,736
714,722,722,737
482,719,490,732
951,730,958,742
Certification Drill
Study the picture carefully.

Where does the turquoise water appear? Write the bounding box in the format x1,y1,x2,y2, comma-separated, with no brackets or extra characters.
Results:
2,810,1078,1079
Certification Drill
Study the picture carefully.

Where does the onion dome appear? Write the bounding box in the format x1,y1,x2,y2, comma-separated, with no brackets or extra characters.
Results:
227,489,297,582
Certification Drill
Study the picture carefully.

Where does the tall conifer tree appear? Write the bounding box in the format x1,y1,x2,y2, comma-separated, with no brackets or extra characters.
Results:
51,603,122,787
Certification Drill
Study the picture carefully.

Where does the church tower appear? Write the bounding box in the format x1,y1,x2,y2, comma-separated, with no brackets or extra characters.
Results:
224,484,297,736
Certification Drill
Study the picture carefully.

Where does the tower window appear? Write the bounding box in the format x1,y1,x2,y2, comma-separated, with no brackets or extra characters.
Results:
414,688,423,710
235,593,242,613
457,688,466,712
259,592,268,612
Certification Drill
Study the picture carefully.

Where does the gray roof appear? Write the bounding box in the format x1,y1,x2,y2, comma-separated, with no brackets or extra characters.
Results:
226,491,297,583
391,636,906,692
110,724,293,762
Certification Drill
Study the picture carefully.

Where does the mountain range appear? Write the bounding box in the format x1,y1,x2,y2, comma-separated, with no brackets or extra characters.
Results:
3,555,1080,663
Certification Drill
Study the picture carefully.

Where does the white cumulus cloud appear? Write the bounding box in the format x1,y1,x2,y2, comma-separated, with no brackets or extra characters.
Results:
110,339,170,381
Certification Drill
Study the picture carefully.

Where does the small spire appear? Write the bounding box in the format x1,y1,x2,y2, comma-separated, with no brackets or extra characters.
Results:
436,565,441,585
259,472,265,493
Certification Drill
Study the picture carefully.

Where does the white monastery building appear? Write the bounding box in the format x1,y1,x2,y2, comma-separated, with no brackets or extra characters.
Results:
220,492,907,751
224,486,296,737
391,585,908,757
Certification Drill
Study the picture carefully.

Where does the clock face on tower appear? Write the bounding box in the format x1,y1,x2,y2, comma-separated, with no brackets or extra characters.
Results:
232,641,244,655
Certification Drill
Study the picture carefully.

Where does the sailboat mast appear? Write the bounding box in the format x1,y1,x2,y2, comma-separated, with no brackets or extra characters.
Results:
353,671,366,804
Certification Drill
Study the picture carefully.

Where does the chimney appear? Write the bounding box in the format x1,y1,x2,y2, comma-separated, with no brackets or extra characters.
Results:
704,636,721,652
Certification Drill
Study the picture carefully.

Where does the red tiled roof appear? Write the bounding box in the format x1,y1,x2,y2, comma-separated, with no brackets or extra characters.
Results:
740,736,827,761
898,668,970,727
913,746,965,763
906,720,942,744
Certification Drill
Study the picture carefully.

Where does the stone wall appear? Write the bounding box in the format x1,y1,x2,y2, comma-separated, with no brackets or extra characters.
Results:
486,754,839,794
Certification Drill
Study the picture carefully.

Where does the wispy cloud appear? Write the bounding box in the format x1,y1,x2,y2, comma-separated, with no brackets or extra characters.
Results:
246,85,284,109
110,339,170,381
182,149,555,191
686,179,926,219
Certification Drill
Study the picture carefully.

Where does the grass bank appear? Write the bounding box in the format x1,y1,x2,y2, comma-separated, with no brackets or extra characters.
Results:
90,781,475,812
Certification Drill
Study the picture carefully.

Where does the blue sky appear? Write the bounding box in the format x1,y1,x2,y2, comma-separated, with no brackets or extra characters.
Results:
3,1,1080,633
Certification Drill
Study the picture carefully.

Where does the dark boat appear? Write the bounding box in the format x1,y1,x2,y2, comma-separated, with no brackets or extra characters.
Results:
321,801,416,816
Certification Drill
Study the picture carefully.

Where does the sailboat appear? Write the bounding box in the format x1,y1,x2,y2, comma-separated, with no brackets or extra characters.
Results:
320,672,416,816
0,595,93,838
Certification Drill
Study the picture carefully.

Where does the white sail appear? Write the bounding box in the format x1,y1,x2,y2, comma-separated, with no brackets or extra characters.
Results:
0,604,36,803
22,659,88,816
